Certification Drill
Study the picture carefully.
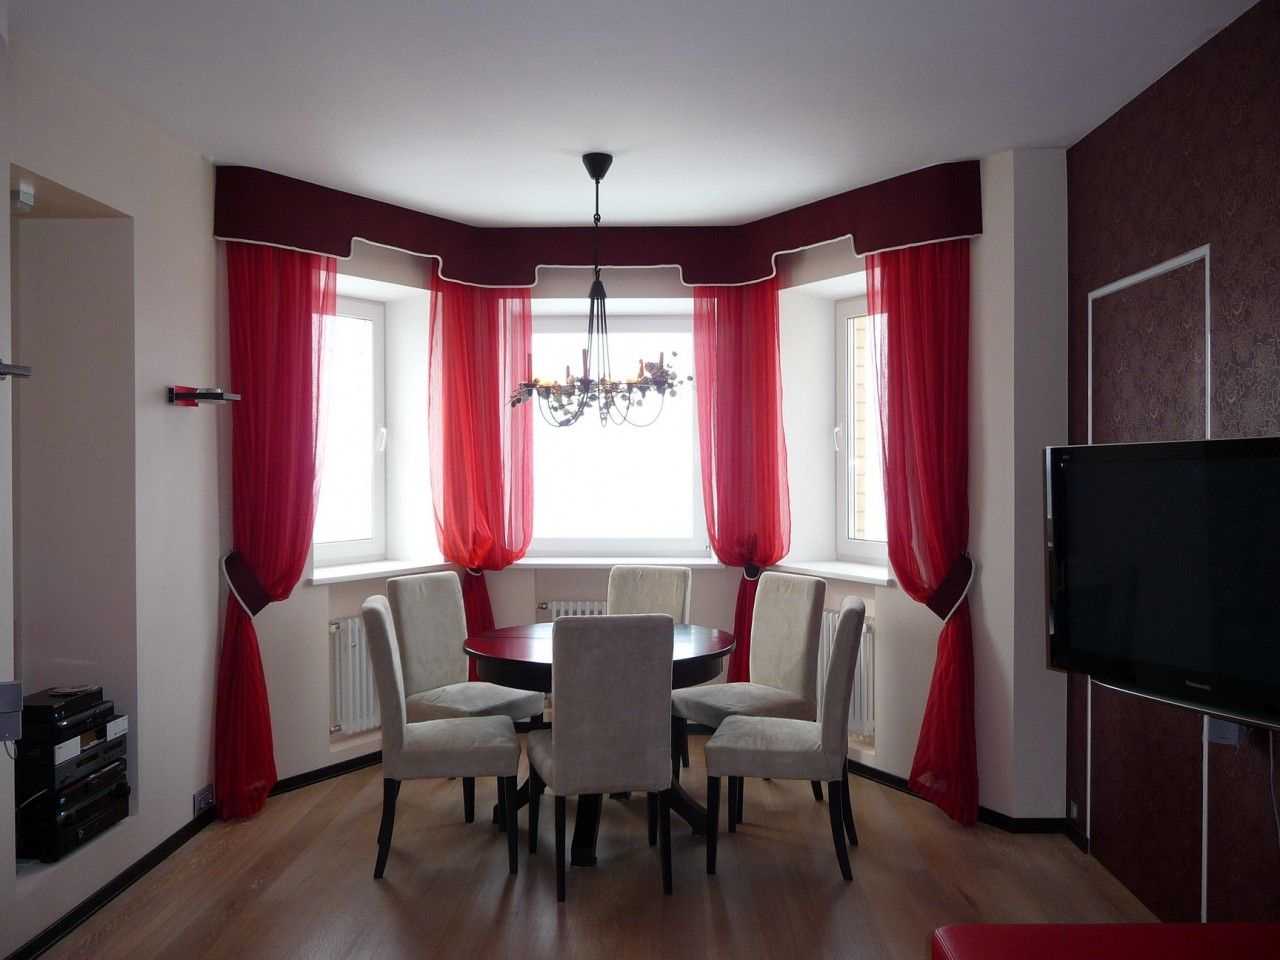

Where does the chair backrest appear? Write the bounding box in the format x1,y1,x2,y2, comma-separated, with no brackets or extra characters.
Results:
551,614,674,795
387,571,468,696
362,595,406,761
606,565,692,623
749,572,825,714
820,598,866,761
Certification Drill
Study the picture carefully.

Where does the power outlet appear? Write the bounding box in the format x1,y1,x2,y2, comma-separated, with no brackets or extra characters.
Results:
193,784,215,819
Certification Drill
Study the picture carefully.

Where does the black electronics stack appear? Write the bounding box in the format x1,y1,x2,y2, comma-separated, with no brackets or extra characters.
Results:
15,685,131,862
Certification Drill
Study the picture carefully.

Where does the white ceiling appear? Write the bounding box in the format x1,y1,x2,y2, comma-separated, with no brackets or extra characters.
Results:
10,1,1252,227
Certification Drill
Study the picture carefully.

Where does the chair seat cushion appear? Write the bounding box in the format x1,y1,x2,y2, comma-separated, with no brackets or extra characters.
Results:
388,715,520,780
405,681,544,723
671,682,811,728
705,715,843,782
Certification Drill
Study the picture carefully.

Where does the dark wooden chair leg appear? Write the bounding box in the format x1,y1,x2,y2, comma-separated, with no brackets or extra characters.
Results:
463,777,476,823
827,779,853,881
504,776,519,875
374,778,401,879
706,776,720,875
681,733,690,769
727,776,738,833
734,776,745,825
671,716,687,784
555,795,567,902
841,773,858,847
528,766,543,854
647,792,658,847
810,781,824,802
659,789,673,895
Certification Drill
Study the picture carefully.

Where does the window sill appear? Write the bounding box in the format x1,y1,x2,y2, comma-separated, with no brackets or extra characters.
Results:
310,558,450,586
774,559,894,587
513,556,722,570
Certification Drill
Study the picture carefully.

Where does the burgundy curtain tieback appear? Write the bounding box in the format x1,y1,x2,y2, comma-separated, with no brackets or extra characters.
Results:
223,551,272,617
742,562,763,581
924,554,975,622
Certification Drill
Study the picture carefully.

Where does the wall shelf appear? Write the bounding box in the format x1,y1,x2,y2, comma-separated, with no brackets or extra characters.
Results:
167,386,239,406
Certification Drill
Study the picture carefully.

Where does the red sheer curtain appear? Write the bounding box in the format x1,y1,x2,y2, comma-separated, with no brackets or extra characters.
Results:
427,267,533,675
693,277,790,682
869,238,977,825
215,242,336,819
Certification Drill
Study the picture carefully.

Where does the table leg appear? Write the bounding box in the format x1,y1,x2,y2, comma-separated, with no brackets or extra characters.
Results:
492,778,530,829
667,780,708,834
570,793,603,866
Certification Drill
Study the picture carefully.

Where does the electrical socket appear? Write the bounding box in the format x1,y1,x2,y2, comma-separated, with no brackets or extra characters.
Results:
193,784,215,819
1069,799,1078,820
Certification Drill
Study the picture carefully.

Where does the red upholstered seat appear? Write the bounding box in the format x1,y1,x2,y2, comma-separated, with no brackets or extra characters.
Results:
932,923,1280,960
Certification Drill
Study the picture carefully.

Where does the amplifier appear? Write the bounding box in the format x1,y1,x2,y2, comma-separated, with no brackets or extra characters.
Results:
17,759,131,862
16,715,128,802
18,698,115,745
21,686,103,725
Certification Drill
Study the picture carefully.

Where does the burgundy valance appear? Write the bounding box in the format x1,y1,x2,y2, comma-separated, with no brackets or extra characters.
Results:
214,161,981,288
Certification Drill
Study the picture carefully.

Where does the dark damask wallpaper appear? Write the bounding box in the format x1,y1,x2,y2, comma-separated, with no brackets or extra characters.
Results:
1067,0,1280,923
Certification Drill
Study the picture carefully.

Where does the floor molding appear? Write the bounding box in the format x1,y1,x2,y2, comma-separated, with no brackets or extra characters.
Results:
4,808,216,960
846,760,1070,835
6,751,383,960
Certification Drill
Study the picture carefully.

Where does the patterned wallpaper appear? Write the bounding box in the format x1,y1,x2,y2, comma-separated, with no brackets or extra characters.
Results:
1066,0,1280,923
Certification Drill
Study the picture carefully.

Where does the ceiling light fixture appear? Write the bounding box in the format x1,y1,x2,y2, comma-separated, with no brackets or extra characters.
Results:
510,152,689,427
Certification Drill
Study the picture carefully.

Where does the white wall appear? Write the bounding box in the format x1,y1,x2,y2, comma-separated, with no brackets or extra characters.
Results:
385,292,435,562
968,149,1068,818
1,43,220,954
13,218,138,799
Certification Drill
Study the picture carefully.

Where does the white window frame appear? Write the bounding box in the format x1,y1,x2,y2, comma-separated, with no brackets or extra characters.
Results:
313,295,387,567
835,302,889,565
525,313,710,559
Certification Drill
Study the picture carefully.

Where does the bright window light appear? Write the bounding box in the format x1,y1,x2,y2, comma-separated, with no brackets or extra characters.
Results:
529,315,705,553
838,310,887,562
314,298,386,564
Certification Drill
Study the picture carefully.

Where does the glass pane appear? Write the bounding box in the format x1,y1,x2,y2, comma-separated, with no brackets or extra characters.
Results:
314,314,375,544
849,314,887,543
532,326,696,541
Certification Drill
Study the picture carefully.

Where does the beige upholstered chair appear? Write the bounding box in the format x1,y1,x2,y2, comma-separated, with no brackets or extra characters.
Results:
670,571,824,798
526,614,675,901
606,565,692,622
361,596,522,880
704,597,866,881
388,571,544,822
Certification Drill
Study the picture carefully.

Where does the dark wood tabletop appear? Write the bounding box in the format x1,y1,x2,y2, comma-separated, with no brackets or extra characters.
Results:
465,621,735,693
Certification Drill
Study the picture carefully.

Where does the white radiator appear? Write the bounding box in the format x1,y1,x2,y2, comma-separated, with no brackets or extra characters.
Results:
329,616,381,736
545,599,607,619
819,609,875,738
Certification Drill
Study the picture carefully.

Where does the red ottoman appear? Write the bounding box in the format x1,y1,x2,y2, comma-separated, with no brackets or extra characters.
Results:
932,923,1280,959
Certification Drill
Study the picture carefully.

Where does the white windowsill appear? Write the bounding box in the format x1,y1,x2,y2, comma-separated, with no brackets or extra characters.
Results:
310,558,451,586
774,559,894,587
311,555,891,587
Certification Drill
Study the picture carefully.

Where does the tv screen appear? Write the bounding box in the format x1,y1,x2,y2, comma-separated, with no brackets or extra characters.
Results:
1045,437,1280,725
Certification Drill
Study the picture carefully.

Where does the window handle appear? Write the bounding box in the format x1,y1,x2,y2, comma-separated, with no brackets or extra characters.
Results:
833,425,842,454
376,426,388,453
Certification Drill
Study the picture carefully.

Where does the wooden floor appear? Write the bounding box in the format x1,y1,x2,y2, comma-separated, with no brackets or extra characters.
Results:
45,737,1151,960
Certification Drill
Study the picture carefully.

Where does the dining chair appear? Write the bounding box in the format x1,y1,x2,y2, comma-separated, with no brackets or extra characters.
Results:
526,614,676,902
670,571,825,812
388,571,545,823
606,565,692,623
703,597,866,881
361,596,522,880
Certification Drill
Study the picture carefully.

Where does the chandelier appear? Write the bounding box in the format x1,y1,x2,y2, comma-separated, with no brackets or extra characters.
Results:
510,152,690,427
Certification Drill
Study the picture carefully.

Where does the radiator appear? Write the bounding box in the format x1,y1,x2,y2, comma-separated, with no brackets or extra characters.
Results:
819,609,875,738
329,616,381,736
544,599,607,619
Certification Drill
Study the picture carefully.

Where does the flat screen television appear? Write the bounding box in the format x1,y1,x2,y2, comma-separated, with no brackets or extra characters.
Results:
1045,437,1280,727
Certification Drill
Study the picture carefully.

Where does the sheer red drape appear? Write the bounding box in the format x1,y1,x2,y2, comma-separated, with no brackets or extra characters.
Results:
215,242,336,819
869,238,977,825
427,267,533,676
693,277,790,681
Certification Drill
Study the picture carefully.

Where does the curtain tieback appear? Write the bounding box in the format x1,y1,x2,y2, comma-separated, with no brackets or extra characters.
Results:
742,562,763,581
925,554,975,622
223,551,272,618
464,566,485,576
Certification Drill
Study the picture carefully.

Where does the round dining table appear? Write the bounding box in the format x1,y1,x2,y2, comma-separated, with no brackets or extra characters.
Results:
466,621,735,866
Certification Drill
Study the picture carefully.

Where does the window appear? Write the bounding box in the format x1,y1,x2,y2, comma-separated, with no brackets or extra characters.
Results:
528,313,707,557
313,296,386,565
836,307,887,563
